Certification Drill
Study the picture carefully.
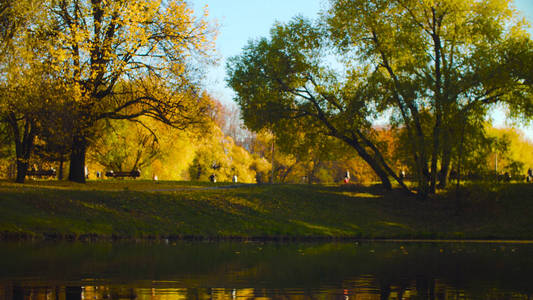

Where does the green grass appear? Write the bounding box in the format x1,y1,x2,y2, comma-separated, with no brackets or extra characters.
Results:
0,179,532,240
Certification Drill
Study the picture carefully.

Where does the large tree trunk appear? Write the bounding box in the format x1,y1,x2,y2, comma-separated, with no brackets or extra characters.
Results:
368,158,393,190
58,154,65,180
411,144,431,199
15,160,28,183
307,159,319,184
344,137,392,190
438,145,452,189
418,168,431,199
68,135,87,183
7,113,37,184
430,114,441,194
413,131,431,199
358,132,412,193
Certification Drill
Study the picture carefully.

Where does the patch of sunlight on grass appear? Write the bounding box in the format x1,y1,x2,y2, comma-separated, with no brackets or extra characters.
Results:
0,180,230,192
230,197,266,213
1,182,75,191
347,223,361,230
337,192,382,198
377,221,410,229
79,201,114,213
354,192,382,198
291,220,351,236
211,197,266,217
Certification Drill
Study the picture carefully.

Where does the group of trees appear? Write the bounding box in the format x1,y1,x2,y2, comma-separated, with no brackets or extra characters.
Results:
1,0,531,191
227,0,533,198
0,0,289,184
0,0,216,183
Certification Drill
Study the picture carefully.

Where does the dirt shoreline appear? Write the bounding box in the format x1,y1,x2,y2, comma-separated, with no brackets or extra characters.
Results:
2,232,533,244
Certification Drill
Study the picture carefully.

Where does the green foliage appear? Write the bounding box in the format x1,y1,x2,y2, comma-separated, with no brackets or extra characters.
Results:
326,0,533,195
89,119,162,173
227,17,402,190
227,0,533,196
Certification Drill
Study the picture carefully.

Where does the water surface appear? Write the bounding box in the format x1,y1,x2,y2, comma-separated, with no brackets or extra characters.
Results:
0,241,532,299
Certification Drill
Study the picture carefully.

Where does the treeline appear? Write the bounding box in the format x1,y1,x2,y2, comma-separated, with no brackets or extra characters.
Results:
263,122,533,185
1,0,532,192
0,83,531,185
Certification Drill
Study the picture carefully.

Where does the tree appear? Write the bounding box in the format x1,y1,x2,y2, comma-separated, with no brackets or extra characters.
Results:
89,118,162,173
0,0,60,183
227,18,409,191
46,0,216,182
208,97,254,150
486,126,533,177
271,118,355,183
0,121,14,178
33,99,77,180
188,127,258,183
247,129,296,183
326,0,533,196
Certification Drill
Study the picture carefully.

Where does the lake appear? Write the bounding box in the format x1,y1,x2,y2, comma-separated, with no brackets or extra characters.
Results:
0,241,532,299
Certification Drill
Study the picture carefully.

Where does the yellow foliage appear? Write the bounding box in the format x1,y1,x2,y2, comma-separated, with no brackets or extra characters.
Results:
85,114,266,182
486,126,533,174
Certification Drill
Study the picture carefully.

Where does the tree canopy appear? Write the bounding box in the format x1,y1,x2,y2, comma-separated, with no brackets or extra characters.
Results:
45,0,218,182
0,0,218,183
227,0,533,197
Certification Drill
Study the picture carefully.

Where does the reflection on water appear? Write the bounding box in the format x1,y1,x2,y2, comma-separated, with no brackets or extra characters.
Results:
4,281,529,300
0,283,502,299
0,241,532,299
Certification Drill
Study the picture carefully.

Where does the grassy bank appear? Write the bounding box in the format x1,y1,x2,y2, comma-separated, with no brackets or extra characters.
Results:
0,180,532,240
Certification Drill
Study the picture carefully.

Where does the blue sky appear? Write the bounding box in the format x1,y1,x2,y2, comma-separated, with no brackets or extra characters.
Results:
193,0,533,140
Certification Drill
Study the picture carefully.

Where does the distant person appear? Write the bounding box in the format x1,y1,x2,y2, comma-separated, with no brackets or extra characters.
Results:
96,171,101,178
153,174,158,181
232,175,238,183
344,170,350,183
209,174,216,183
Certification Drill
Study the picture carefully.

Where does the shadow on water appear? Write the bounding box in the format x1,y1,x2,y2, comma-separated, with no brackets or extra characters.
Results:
0,241,532,299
